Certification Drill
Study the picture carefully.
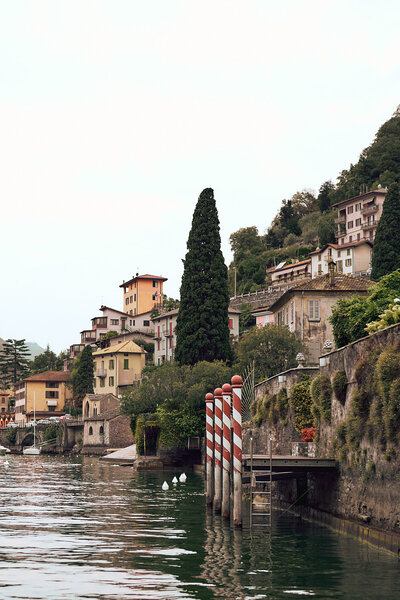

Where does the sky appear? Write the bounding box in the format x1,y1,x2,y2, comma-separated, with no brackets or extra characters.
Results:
1,0,400,353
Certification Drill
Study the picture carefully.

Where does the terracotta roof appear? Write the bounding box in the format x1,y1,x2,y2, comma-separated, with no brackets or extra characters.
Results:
119,274,168,288
98,305,153,318
93,339,146,356
251,306,272,314
84,393,119,402
332,188,386,208
271,259,311,273
24,370,71,382
309,240,373,255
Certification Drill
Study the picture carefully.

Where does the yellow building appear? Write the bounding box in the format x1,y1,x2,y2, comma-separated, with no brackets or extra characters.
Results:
119,273,167,315
93,340,146,396
14,371,71,426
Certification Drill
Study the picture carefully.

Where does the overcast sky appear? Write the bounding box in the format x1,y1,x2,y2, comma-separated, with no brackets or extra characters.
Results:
1,0,399,353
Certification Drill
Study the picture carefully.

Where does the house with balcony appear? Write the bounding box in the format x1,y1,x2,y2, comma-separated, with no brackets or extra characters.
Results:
333,187,387,245
14,371,71,426
151,306,240,366
310,240,373,277
92,340,146,397
119,273,167,315
266,269,372,363
268,259,312,286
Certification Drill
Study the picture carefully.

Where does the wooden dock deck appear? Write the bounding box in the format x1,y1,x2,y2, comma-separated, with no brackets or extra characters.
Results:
242,454,337,483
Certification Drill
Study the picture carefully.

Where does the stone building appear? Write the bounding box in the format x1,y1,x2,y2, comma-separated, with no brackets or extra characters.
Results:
82,393,134,453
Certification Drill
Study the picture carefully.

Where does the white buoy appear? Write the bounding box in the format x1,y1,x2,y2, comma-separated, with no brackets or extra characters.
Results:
172,476,178,484
4,461,9,467
162,481,169,491
179,473,187,482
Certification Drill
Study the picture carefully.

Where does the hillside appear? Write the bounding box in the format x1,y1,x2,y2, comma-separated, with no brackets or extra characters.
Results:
228,107,400,296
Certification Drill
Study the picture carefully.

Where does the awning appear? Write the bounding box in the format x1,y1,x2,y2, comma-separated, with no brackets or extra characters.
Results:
46,400,58,407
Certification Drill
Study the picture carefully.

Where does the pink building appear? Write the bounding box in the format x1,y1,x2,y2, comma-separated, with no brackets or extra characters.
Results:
333,188,387,245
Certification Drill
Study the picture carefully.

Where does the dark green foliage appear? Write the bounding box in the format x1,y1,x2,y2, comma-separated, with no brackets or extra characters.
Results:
103,331,118,340
238,303,256,333
132,338,154,364
310,375,332,422
135,415,160,456
317,180,335,213
235,324,303,383
290,378,314,434
5,427,17,445
150,296,180,318
121,361,232,446
330,269,400,346
175,188,233,366
332,371,347,405
29,345,67,375
250,389,288,428
371,182,400,280
44,424,61,442
69,345,94,409
376,348,400,441
0,339,30,387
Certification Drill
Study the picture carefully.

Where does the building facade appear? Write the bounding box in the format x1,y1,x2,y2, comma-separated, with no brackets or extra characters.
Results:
119,274,167,315
268,259,312,286
333,188,387,245
92,340,146,396
310,240,373,278
14,371,71,426
82,393,134,451
266,273,372,363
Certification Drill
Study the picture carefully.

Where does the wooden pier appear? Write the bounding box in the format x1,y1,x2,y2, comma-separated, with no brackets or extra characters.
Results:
243,454,337,484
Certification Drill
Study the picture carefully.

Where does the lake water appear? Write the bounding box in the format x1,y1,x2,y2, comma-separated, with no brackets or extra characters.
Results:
0,455,398,599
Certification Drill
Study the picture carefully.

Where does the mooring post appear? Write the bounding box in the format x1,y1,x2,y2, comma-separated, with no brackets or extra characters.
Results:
231,375,243,527
205,393,215,505
213,387,223,513
221,383,232,520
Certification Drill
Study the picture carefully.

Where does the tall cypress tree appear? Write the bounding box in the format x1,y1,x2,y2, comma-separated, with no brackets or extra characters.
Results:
0,339,30,387
70,345,94,409
175,188,233,366
371,182,400,280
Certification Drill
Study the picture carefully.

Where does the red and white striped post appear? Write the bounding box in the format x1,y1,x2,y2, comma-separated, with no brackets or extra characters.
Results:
231,375,243,527
205,392,214,505
213,387,223,514
221,383,232,520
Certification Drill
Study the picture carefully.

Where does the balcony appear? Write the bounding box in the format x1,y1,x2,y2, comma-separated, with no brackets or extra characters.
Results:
81,332,96,344
335,228,346,238
361,203,379,216
334,214,346,225
92,318,108,329
95,369,107,378
164,329,174,338
362,220,377,230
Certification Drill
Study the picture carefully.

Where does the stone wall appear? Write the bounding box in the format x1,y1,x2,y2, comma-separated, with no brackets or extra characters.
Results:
229,285,291,311
248,323,400,548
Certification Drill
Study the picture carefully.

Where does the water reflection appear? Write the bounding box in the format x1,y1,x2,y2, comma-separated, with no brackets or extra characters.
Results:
0,456,398,600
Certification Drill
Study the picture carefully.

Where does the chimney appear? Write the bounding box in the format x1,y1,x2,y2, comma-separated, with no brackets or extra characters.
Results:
328,258,336,286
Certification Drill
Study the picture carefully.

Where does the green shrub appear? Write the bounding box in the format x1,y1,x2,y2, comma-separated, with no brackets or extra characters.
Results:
311,375,332,422
6,427,17,445
376,347,400,400
332,371,347,405
251,390,288,427
44,424,61,442
386,378,400,441
135,414,160,455
290,379,313,434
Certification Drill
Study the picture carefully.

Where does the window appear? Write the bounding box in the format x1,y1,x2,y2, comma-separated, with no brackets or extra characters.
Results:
100,379,105,388
130,310,133,315
134,294,136,301
228,319,233,329
337,260,343,273
318,264,322,274
45,391,59,399
349,236,352,242
355,203,361,211
99,426,104,435
143,320,150,327
157,341,160,351
109,376,114,386
357,233,360,241
337,250,341,257
308,300,320,321
89,426,93,436
347,206,353,214
124,359,129,369
93,379,97,388
93,406,97,416
109,359,114,370
153,281,158,287
130,296,133,303
110,319,119,325
46,382,59,388
348,221,353,229
318,255,321,261
125,298,129,305
356,218,361,226
169,338,172,349
347,249,351,256
345,259,352,267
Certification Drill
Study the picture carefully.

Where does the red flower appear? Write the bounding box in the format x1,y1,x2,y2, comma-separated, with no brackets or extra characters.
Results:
301,427,317,442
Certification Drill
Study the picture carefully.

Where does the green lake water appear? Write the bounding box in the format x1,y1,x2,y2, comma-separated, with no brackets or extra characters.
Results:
0,455,398,599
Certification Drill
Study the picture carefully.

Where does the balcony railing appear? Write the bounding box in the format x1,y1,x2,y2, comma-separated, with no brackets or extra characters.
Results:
361,203,379,216
95,369,106,378
362,220,377,230
335,228,346,238
334,215,346,225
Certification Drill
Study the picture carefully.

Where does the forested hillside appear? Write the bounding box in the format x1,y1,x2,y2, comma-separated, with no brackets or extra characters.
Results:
228,107,400,296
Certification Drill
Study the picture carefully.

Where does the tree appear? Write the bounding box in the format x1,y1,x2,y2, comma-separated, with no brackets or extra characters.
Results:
29,345,66,375
235,324,303,383
175,188,233,365
317,181,335,213
371,182,400,280
229,226,262,259
69,345,94,409
0,339,30,387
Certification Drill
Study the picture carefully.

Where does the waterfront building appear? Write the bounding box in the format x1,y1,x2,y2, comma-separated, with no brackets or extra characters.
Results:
14,371,71,426
333,187,387,245
92,340,146,396
82,393,134,451
119,273,167,315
